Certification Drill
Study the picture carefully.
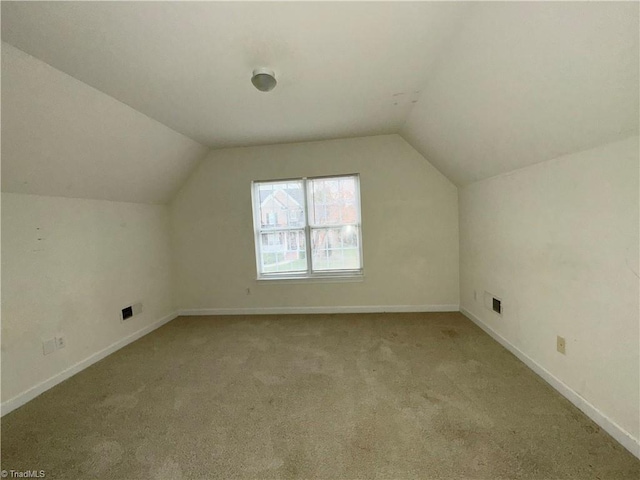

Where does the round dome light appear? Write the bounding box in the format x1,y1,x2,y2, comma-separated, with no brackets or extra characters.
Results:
251,68,277,92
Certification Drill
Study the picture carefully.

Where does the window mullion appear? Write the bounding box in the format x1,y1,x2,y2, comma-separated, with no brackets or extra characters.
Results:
252,183,264,276
302,179,312,276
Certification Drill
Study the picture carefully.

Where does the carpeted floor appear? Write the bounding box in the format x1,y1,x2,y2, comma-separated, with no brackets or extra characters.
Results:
1,312,638,479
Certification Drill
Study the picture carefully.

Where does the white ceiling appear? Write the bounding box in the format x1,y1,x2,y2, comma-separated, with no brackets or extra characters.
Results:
1,43,208,204
402,2,639,185
1,1,469,148
1,1,638,196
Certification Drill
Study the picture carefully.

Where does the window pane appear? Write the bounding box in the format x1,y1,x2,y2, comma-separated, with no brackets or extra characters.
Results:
308,176,358,226
256,181,305,229
311,226,361,271
260,230,307,274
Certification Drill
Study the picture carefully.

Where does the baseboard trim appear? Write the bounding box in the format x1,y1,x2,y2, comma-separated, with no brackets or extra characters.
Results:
1,311,179,417
180,304,460,316
460,306,640,459
12,306,633,458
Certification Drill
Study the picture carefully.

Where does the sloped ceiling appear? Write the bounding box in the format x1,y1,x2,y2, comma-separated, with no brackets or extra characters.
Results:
0,1,469,147
1,1,638,199
401,1,639,185
1,43,209,204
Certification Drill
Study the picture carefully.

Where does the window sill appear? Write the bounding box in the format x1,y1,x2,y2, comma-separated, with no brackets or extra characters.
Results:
256,274,364,285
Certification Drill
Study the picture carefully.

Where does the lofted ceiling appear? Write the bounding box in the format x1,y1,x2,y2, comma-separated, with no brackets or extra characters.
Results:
1,1,469,148
402,1,639,185
1,43,209,204
1,1,638,202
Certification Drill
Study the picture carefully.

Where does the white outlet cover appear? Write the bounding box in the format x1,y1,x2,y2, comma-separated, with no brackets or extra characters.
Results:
55,336,66,349
483,291,493,309
132,302,143,316
42,338,56,355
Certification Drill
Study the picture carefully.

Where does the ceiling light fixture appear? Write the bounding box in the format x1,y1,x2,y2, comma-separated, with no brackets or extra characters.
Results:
251,68,277,92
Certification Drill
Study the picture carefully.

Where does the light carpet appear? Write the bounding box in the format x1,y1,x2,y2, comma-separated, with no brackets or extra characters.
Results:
2,312,638,479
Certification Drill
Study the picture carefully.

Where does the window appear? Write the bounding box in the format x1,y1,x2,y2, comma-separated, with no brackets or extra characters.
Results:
252,174,363,279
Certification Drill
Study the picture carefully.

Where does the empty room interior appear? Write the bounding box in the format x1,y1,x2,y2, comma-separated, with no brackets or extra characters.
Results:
1,1,639,478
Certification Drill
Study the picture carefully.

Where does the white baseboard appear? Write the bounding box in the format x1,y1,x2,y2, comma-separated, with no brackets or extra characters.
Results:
460,306,640,459
1,311,179,417
10,305,635,460
180,304,460,316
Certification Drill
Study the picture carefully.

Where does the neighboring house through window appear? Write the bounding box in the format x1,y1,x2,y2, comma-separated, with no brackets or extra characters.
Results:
252,174,363,278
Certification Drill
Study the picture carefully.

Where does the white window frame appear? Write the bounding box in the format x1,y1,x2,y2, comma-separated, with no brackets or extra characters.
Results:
251,174,364,280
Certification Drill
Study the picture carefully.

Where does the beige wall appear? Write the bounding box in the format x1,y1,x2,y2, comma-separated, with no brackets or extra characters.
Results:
170,134,459,311
1,193,175,406
459,136,639,449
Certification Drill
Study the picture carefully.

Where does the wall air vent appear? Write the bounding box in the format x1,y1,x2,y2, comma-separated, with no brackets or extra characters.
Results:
492,297,502,314
484,291,503,316
120,302,143,321
121,306,133,320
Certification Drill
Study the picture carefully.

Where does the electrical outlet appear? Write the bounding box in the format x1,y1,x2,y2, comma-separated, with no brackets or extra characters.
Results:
557,336,566,355
474,290,477,301
42,338,56,356
132,302,143,316
55,336,66,350
246,288,251,295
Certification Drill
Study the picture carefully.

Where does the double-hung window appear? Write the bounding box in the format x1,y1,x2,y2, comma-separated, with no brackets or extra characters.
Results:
252,174,363,279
